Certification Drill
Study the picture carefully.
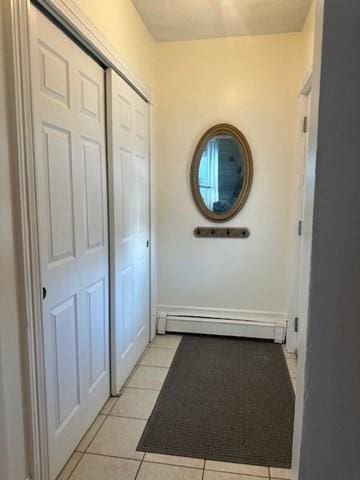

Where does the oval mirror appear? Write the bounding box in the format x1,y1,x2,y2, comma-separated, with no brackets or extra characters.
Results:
190,124,253,222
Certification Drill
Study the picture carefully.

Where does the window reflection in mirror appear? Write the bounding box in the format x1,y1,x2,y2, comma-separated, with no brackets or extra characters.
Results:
199,135,244,214
191,124,253,222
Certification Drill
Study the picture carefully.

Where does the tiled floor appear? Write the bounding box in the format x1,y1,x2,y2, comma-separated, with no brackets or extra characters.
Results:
282,344,297,394
57,335,297,480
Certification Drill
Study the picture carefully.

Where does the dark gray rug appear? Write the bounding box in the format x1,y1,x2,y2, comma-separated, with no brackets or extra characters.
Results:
137,335,295,468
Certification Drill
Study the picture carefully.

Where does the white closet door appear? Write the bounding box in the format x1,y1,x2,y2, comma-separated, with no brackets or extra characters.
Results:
107,69,150,394
30,7,109,479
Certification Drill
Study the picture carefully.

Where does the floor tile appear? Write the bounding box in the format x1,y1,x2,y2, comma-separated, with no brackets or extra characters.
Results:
76,414,106,452
144,452,204,468
140,347,176,367
69,453,140,480
111,388,159,419
138,462,203,479
270,467,291,479
56,452,82,480
204,472,269,480
205,460,268,477
87,416,146,460
282,345,297,360
152,334,182,349
127,365,168,390
101,397,117,414
286,359,297,378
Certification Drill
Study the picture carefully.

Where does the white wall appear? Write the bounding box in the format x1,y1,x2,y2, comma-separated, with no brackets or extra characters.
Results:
156,33,309,316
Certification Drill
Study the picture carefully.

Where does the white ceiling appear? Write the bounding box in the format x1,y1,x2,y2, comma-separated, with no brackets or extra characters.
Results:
132,0,312,42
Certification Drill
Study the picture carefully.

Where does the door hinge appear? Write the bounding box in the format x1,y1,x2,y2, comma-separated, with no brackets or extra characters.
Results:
294,317,299,333
146,240,150,248
298,220,303,236
302,116,308,133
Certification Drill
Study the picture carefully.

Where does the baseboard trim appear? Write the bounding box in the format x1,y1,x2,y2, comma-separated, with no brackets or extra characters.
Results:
157,305,288,343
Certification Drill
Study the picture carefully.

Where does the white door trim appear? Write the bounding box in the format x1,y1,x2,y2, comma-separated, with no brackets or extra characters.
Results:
8,2,153,479
299,69,313,97
292,2,325,478
286,69,313,354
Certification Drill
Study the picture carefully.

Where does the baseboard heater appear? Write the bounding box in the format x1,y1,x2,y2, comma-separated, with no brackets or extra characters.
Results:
157,307,287,343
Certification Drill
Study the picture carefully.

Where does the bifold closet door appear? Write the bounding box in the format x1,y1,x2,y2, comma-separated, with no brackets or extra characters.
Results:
30,7,109,479
107,70,150,395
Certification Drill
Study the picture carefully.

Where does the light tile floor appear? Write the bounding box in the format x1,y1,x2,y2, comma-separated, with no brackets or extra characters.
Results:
57,335,296,480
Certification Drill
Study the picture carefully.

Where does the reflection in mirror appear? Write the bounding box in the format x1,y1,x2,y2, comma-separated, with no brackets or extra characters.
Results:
191,124,253,222
199,135,244,214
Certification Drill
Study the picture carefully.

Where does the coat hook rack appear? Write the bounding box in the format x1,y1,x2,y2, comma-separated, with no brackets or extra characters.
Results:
194,227,250,238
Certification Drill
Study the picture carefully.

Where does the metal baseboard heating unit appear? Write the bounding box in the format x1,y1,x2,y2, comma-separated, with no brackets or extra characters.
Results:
157,306,287,343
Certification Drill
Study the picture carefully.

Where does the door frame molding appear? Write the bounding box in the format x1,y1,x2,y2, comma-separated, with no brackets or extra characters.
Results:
292,2,325,478
8,1,153,479
287,69,313,354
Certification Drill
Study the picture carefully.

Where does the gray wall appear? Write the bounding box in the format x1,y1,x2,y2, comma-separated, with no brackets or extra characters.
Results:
299,1,360,478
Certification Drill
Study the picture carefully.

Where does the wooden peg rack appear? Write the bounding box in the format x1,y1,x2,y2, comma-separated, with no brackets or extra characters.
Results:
193,227,250,238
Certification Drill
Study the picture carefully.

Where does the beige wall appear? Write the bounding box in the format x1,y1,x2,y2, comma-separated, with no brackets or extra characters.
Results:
156,32,311,314
73,0,156,91
302,0,316,73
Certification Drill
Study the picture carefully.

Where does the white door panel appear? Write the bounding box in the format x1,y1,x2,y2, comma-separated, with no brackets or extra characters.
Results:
30,7,109,479
107,70,150,394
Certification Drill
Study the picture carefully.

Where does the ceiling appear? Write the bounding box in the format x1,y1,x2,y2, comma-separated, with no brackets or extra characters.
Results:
132,0,312,42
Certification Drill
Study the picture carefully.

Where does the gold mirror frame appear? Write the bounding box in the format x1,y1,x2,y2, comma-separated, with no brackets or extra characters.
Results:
190,123,253,223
